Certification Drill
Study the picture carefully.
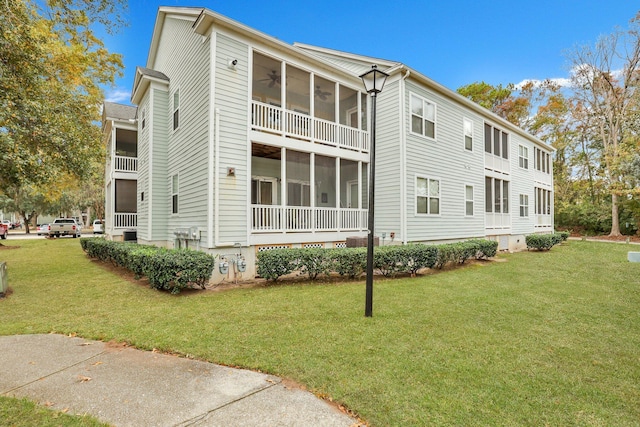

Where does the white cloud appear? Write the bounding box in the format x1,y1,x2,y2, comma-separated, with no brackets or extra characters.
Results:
105,88,131,103
515,77,572,90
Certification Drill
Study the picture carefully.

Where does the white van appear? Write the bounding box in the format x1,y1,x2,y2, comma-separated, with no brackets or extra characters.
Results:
92,219,103,234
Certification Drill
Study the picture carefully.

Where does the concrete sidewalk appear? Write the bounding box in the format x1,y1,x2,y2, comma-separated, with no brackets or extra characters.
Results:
0,334,360,426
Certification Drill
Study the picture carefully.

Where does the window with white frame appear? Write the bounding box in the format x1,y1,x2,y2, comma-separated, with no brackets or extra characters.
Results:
535,187,552,215
141,108,146,130
410,94,436,139
172,89,180,131
484,123,509,159
416,176,440,215
465,185,474,216
485,177,509,213
463,118,473,151
519,194,529,217
534,148,551,174
518,145,529,169
171,174,179,214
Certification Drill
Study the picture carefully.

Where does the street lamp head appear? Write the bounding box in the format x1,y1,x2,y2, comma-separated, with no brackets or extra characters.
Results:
359,64,389,95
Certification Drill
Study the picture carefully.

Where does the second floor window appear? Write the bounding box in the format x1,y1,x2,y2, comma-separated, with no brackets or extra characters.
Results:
411,94,436,139
484,123,508,159
463,118,473,151
518,145,529,169
172,89,180,131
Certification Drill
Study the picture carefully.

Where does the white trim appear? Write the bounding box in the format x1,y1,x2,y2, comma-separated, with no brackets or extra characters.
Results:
414,174,441,216
208,31,216,249
463,117,473,152
170,172,179,216
409,92,437,141
464,183,474,217
171,87,180,133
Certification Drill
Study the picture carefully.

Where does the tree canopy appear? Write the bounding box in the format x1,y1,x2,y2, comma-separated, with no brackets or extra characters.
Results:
0,0,124,226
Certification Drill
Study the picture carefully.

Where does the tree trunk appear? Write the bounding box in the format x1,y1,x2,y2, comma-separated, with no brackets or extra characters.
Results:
609,193,621,236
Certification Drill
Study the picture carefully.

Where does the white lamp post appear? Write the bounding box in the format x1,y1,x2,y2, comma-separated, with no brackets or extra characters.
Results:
359,65,388,317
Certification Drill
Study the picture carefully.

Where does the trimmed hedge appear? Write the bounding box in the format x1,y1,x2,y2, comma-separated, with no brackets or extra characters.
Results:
80,238,215,294
256,239,497,281
526,232,567,251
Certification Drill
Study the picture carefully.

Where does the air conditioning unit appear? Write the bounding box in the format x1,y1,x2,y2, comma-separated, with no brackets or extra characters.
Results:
0,262,7,295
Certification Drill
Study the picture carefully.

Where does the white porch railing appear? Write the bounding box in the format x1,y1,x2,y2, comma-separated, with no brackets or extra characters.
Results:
114,213,137,229
484,152,510,174
536,214,553,227
485,213,511,229
251,101,369,152
251,205,367,232
114,155,138,173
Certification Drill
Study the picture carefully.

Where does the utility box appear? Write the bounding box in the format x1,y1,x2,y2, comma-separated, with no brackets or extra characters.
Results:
346,236,379,248
0,261,7,295
628,252,640,263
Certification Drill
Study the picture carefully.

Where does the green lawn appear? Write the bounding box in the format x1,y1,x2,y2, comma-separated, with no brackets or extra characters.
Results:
1,238,639,426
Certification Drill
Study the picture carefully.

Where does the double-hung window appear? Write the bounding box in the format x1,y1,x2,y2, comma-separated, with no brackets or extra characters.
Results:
411,94,436,139
519,194,529,217
172,89,180,131
465,185,474,216
416,176,440,215
171,174,179,214
518,145,529,169
463,118,473,151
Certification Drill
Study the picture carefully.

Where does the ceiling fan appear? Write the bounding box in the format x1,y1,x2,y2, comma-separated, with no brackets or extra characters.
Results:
259,70,281,87
315,85,331,100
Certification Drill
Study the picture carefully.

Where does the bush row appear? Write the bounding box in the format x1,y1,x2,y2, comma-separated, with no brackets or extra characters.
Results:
525,231,569,251
256,239,499,281
80,238,216,294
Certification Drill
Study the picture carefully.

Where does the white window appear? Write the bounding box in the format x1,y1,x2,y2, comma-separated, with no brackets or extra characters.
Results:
535,148,551,174
141,108,146,130
484,123,509,159
416,176,440,215
518,145,529,169
465,185,474,216
485,177,509,213
463,118,473,151
411,94,436,139
535,187,552,215
171,174,179,214
519,194,529,217
172,89,180,131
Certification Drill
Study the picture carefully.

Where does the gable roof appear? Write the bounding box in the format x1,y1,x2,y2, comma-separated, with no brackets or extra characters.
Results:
131,66,171,104
103,102,137,121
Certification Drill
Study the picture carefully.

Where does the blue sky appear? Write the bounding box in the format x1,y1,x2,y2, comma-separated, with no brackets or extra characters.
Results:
103,1,639,104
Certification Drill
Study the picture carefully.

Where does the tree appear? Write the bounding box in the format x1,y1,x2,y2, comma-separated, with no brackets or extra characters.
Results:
566,14,640,236
0,0,123,201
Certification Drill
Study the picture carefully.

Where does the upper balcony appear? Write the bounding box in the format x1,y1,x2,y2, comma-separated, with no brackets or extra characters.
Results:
251,51,369,153
109,128,138,175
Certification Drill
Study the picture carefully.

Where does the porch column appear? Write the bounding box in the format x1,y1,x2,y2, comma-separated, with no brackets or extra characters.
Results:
281,147,286,234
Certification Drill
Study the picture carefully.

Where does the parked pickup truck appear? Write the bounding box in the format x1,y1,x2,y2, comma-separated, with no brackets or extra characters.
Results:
0,222,8,240
47,218,82,238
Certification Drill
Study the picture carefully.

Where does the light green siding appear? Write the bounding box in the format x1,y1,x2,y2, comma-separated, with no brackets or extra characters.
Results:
214,33,250,244
150,88,169,240
136,93,150,241
153,16,211,242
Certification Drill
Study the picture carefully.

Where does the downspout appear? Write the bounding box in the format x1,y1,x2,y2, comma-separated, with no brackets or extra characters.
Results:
400,68,410,245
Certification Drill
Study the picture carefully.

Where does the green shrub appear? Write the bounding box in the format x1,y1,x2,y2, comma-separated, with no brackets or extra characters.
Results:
467,239,499,259
526,234,558,251
298,248,333,280
332,248,367,279
145,249,216,294
556,231,570,242
80,238,215,293
394,244,438,276
256,248,298,281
